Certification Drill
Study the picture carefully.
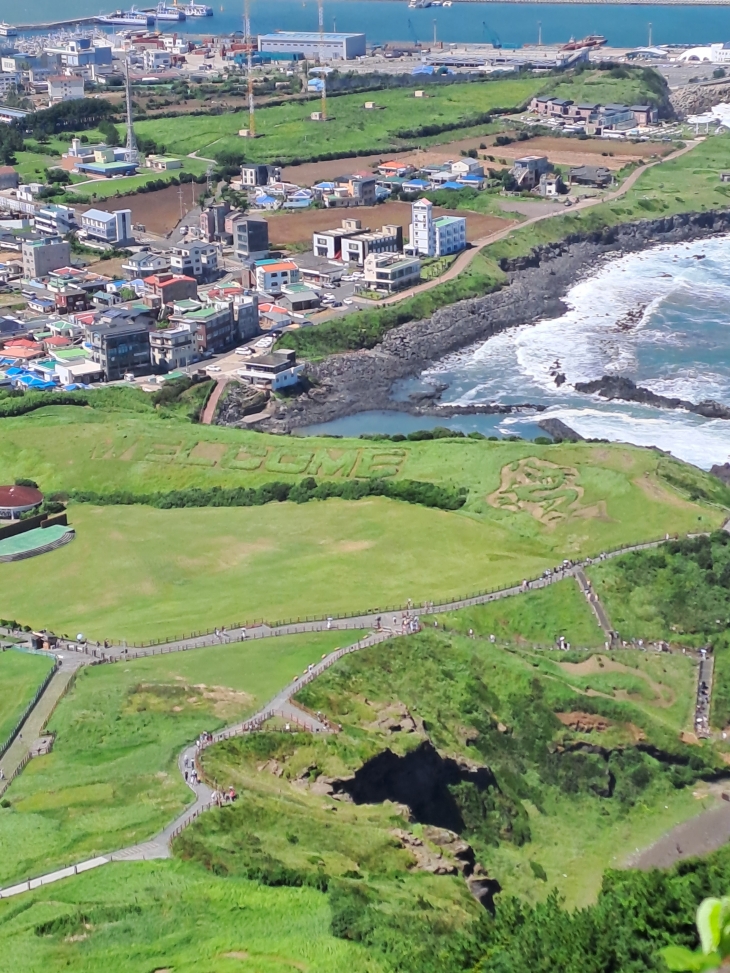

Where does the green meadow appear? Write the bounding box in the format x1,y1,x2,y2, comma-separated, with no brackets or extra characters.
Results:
0,404,723,641
434,578,605,648
0,649,54,747
0,859,383,973
0,630,361,885
129,78,545,164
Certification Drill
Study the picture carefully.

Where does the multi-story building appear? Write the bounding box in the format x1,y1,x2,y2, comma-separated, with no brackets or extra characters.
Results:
363,252,420,293
144,272,198,305
199,202,230,243
170,242,219,282
236,348,304,390
149,323,196,371
239,164,280,188
408,198,436,257
22,237,71,279
254,258,299,295
511,156,551,190
233,294,260,340
79,208,133,246
86,318,152,380
324,175,377,209
44,38,113,68
232,217,269,261
34,203,77,235
184,304,237,356
122,250,170,280
0,72,21,98
47,75,84,104
433,215,467,256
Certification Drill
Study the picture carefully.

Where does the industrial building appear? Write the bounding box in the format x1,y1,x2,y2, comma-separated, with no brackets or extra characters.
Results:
257,31,366,61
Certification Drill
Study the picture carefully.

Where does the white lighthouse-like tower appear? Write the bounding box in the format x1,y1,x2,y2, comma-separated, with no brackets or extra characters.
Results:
410,198,436,257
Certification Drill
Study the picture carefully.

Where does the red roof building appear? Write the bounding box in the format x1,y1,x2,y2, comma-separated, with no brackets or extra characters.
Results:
0,484,43,519
144,273,198,304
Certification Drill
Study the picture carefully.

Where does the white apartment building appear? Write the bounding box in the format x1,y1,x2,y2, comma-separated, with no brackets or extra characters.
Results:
254,258,299,294
79,208,132,245
149,323,196,370
408,199,466,258
170,242,219,282
0,71,21,98
47,75,84,104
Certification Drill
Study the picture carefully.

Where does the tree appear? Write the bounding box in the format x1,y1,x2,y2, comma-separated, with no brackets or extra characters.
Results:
663,896,730,971
98,119,120,146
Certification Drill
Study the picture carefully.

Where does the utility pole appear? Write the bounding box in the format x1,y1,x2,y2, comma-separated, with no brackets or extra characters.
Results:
178,183,184,221
245,0,255,136
318,0,327,120
123,57,138,165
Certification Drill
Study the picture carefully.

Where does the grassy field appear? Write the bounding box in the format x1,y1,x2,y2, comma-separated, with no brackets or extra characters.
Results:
0,404,724,641
290,632,711,908
434,578,605,648
0,629,360,885
0,859,383,973
64,157,209,201
128,78,545,164
0,649,54,747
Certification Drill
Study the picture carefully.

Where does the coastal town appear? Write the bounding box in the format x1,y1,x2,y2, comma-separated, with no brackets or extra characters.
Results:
1,5,730,973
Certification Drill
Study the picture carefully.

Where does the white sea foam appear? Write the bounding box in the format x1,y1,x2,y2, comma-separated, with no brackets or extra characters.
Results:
425,234,730,468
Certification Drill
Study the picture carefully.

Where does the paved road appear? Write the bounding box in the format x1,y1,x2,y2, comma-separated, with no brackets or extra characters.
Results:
201,376,230,425
0,654,89,798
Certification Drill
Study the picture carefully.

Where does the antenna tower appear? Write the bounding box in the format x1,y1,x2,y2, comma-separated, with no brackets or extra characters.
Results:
124,58,139,165
244,0,255,135
318,0,327,120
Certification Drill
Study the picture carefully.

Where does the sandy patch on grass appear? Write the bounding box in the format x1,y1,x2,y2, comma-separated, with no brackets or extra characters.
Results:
177,538,277,571
488,457,600,527
634,473,693,508
222,953,249,961
559,655,675,708
333,540,376,554
556,711,612,732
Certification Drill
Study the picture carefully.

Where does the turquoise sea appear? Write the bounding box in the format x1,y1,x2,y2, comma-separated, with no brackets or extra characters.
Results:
8,0,730,48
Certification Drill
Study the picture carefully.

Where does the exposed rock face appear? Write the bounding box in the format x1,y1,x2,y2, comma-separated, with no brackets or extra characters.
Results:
671,79,730,118
538,418,584,442
215,383,269,426
574,375,730,420
711,463,730,485
254,210,730,433
331,739,498,834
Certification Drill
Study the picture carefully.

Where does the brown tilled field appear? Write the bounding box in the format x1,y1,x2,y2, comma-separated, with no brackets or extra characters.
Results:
75,184,199,236
266,200,512,247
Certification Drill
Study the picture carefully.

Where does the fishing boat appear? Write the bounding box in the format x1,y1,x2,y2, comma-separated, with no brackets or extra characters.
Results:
98,7,155,26
0,22,17,36
182,2,214,16
156,1,186,19
561,34,607,51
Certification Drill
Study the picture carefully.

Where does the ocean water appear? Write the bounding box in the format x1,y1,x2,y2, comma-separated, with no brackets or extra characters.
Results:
393,235,730,469
11,0,730,49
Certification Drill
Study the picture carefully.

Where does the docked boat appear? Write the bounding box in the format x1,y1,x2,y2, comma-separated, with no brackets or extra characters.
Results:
182,2,213,15
98,8,155,26
156,2,186,19
0,22,17,36
561,34,607,51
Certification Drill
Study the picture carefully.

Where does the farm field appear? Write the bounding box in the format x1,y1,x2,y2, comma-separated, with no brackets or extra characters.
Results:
0,629,358,885
0,650,54,748
73,183,200,235
129,78,546,164
0,403,724,641
266,199,512,247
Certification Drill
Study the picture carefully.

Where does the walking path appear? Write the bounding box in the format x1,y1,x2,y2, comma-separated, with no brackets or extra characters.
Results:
200,376,230,425
0,653,89,798
575,568,614,639
1,525,726,898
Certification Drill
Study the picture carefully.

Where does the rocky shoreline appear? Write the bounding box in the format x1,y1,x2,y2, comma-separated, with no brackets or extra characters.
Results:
246,210,730,434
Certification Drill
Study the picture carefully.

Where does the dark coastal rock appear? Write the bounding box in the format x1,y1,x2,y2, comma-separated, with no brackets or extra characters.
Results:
711,463,730,485
252,209,730,433
575,375,730,420
538,418,584,442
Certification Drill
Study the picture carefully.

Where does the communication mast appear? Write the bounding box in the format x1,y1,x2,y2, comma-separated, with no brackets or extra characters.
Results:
318,0,327,120
244,0,255,136
123,58,139,164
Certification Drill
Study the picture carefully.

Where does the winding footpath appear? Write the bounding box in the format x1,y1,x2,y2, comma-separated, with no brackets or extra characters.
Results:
1,524,726,899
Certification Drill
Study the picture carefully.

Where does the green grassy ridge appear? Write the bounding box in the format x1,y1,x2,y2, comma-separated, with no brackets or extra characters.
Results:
0,403,724,641
433,578,605,649
183,630,710,923
0,649,54,749
0,859,383,973
0,630,358,885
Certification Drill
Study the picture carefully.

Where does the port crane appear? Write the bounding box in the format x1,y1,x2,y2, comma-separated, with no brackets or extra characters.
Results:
482,21,502,49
